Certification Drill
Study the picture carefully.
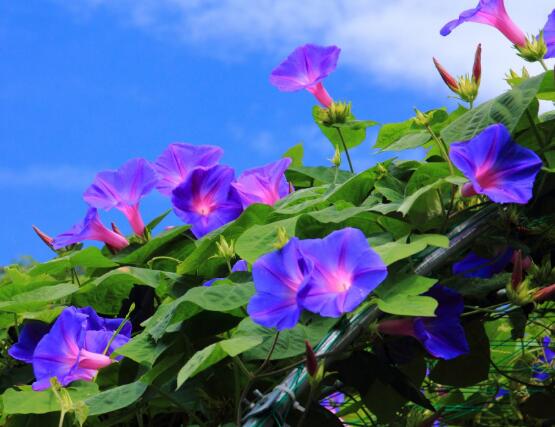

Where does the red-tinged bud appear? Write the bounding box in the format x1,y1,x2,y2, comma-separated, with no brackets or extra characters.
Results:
32,225,54,248
305,340,318,377
111,222,124,237
289,181,295,194
433,57,459,92
377,318,416,337
461,182,478,198
534,284,555,303
472,44,482,84
512,249,523,290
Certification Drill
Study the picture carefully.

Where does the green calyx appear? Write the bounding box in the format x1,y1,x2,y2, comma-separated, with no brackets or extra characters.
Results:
315,101,352,126
516,33,547,63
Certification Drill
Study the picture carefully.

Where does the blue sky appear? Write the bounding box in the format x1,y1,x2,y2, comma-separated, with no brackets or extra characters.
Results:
1,0,553,265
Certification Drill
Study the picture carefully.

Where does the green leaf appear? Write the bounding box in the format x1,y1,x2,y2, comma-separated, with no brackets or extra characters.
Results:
236,316,337,360
537,70,555,101
30,247,118,276
441,72,547,144
115,331,175,366
176,336,262,388
405,163,450,195
313,107,369,150
286,166,352,186
374,274,438,316
282,143,304,167
1,382,98,415
235,217,299,264
145,209,172,233
326,168,376,205
183,281,255,312
0,283,79,313
85,382,147,416
382,132,430,152
373,234,448,266
116,225,191,266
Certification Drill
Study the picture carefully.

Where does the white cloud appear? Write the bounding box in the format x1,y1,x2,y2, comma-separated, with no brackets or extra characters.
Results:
0,165,96,191
58,0,554,99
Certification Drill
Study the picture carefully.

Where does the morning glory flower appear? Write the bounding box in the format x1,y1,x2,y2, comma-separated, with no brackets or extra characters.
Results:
154,143,223,196
320,391,345,415
52,208,129,250
298,228,387,318
449,124,542,204
171,165,243,238
270,44,340,107
452,248,513,278
533,336,554,381
203,260,248,287
231,158,292,208
84,158,157,236
543,9,555,58
248,238,313,330
8,306,131,391
378,285,469,360
440,0,526,47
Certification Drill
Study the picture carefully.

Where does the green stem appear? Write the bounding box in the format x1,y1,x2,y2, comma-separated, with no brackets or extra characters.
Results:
102,303,135,355
335,127,355,174
469,100,474,110
539,58,549,72
425,124,454,175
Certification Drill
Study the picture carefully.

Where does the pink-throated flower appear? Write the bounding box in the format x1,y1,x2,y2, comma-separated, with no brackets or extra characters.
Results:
8,306,131,390
83,158,157,236
270,44,340,108
297,228,387,318
154,143,223,196
441,0,526,47
171,165,243,238
433,44,482,105
378,285,469,360
449,124,542,204
231,158,292,209
52,208,129,251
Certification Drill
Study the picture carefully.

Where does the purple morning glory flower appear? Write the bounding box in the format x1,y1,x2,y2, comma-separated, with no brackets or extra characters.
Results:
154,143,224,196
452,248,513,278
320,391,345,415
8,306,131,391
83,158,157,236
297,228,387,318
270,44,340,107
440,0,526,47
203,259,248,287
171,165,243,238
533,336,554,381
449,124,542,204
543,9,555,58
378,285,469,360
52,208,129,250
231,158,292,209
248,238,313,330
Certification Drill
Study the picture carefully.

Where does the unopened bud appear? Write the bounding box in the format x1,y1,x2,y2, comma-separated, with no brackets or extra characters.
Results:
506,278,532,306
516,33,548,63
215,235,235,261
534,284,555,303
433,57,459,92
512,250,524,290
305,340,318,377
314,101,352,126
505,67,530,88
413,108,432,127
330,146,341,167
273,226,290,250
32,225,54,248
472,43,482,84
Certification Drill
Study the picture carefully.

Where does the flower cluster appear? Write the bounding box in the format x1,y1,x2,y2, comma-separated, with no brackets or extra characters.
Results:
9,306,131,390
47,144,292,248
248,228,388,330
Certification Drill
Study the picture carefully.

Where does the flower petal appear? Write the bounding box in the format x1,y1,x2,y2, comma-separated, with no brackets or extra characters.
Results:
543,9,555,58
452,248,513,278
8,321,50,364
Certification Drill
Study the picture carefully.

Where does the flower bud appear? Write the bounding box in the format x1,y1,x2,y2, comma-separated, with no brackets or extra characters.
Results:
273,226,290,250
305,340,318,377
215,235,235,261
516,33,548,63
511,249,524,290
32,225,54,249
330,146,341,168
111,222,124,237
505,67,530,88
413,108,432,127
472,43,482,85
534,283,555,303
433,57,459,92
314,101,352,126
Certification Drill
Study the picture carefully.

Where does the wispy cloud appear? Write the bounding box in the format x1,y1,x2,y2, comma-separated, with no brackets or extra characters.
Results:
58,0,554,98
0,165,96,191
